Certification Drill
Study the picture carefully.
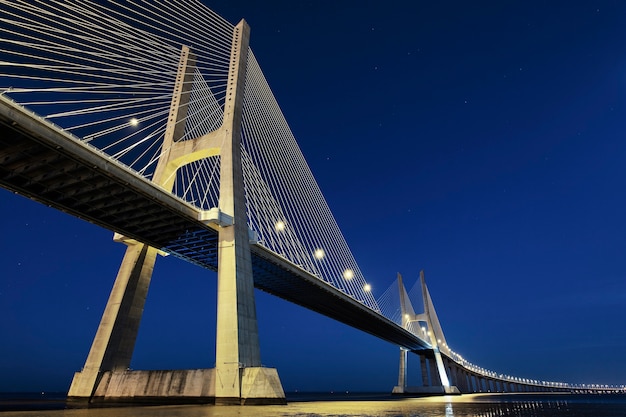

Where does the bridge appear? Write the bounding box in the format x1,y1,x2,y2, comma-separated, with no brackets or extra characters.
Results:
0,0,623,405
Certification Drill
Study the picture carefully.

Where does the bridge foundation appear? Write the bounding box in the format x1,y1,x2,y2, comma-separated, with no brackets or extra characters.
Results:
69,368,284,406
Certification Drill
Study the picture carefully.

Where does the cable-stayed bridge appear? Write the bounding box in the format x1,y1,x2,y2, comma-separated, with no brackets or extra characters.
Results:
0,0,622,405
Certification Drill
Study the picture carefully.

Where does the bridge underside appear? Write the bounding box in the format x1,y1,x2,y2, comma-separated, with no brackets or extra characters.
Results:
0,97,429,352
0,98,216,261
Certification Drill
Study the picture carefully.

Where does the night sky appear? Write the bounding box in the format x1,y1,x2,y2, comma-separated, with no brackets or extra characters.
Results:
2,1,626,393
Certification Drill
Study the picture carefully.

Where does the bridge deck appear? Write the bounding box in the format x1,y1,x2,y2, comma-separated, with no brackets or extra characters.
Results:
0,96,430,352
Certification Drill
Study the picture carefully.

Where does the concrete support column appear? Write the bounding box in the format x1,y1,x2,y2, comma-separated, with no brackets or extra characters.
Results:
446,360,456,388
428,356,442,386
455,367,467,392
458,371,465,393
445,359,456,387
475,375,482,392
420,355,429,386
452,366,463,393
453,364,461,390
396,348,408,391
464,370,472,392
68,243,157,398
213,20,283,405
460,371,467,392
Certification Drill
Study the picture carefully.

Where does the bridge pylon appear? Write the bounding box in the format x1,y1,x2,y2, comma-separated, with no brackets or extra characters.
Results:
67,20,285,406
392,271,460,396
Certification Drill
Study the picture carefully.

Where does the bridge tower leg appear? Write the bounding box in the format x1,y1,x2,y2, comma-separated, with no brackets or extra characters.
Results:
68,19,284,406
392,272,460,396
392,348,409,394
420,354,430,386
392,273,409,394
67,244,158,402
212,20,284,406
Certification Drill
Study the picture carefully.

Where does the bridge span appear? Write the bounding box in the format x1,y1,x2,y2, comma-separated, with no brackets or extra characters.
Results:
0,0,623,405
2,95,622,399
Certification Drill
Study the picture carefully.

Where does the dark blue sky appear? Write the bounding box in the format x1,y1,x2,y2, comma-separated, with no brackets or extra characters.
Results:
2,1,626,392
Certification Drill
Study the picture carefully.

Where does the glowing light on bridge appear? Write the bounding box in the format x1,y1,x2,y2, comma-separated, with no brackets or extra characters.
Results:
363,283,371,292
343,269,354,279
314,248,325,259
274,220,286,231
129,117,139,126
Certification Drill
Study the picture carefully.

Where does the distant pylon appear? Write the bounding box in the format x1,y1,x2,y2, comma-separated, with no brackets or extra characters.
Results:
419,270,451,388
392,271,460,395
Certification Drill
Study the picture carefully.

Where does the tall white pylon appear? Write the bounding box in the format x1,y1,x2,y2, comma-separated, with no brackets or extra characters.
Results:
419,270,451,388
392,271,459,395
67,20,285,406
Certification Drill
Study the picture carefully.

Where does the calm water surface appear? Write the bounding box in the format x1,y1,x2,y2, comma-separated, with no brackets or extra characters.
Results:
1,393,626,417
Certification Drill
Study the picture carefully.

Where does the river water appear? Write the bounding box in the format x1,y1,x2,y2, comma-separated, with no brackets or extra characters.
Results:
1,392,625,416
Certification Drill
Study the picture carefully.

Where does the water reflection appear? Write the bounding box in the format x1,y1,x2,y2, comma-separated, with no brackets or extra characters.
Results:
1,394,625,417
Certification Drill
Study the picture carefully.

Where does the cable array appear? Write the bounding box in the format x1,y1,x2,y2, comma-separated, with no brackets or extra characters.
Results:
0,0,232,184
378,277,426,339
241,52,379,310
377,279,403,326
0,0,379,310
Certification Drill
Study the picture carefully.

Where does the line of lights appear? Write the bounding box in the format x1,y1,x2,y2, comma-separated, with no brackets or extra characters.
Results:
402,321,625,393
442,346,625,391
273,219,372,294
